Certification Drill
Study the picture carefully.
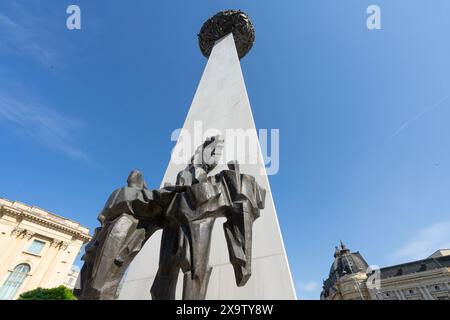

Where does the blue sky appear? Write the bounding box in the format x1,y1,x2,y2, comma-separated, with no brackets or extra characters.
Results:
1,0,450,300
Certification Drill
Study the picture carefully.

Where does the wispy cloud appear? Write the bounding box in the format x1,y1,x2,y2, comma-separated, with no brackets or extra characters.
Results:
297,281,320,300
391,94,450,138
390,221,450,262
298,281,319,292
0,92,88,160
0,4,62,67
0,4,86,160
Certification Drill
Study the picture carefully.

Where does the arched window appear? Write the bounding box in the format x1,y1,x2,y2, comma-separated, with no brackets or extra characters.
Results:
0,264,30,300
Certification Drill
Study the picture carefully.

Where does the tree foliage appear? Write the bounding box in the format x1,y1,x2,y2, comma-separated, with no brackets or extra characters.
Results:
19,285,77,300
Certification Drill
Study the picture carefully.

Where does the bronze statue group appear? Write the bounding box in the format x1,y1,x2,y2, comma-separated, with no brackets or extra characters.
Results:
74,136,266,300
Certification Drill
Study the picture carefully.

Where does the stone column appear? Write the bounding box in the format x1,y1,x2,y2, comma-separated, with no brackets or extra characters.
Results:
419,286,434,300
50,242,71,286
36,240,66,288
0,225,12,255
0,227,27,273
396,289,406,300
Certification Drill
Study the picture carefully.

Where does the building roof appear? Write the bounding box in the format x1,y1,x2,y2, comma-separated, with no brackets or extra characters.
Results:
321,243,450,299
0,197,91,242
329,241,369,277
321,241,369,299
428,249,450,258
380,253,450,280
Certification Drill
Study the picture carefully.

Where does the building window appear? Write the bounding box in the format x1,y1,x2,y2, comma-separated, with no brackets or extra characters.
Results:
26,240,45,255
0,264,30,300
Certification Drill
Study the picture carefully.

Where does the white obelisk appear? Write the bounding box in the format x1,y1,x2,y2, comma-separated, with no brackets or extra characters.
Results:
119,33,297,300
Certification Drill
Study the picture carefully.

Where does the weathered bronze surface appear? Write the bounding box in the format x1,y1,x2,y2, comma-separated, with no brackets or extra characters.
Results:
76,136,265,300
198,10,255,59
74,170,171,300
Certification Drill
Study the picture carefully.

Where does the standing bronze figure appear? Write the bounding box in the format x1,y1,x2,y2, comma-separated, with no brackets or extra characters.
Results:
74,170,170,299
76,136,266,300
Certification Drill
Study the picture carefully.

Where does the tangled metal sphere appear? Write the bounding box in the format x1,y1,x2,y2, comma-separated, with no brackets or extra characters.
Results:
198,10,256,60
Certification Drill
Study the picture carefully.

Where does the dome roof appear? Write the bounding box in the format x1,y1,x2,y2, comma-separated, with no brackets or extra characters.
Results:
329,242,368,278
321,242,369,299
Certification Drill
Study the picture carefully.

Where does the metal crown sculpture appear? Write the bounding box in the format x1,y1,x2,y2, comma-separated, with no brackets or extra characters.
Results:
198,10,255,59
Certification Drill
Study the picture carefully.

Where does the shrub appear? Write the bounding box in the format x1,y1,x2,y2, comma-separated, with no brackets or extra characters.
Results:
18,285,77,300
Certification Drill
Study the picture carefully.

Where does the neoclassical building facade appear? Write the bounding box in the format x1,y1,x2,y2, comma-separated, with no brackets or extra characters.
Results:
0,198,91,299
63,266,80,290
320,242,450,300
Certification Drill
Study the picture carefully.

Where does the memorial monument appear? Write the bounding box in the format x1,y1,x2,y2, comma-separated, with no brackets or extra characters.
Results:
78,10,297,300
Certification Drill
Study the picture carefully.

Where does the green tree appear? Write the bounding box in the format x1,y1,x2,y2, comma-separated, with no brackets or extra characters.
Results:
18,285,77,300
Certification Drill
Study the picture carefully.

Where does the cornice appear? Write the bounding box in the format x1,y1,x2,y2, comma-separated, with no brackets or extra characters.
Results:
1,205,91,243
